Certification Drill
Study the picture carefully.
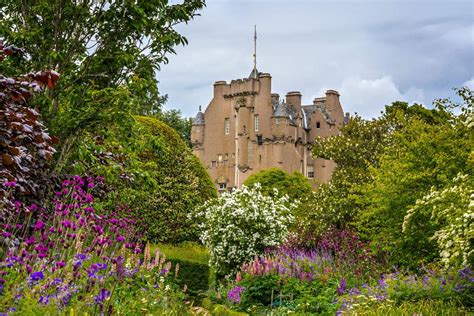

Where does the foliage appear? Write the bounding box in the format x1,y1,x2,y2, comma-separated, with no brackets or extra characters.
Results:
192,184,296,273
0,41,57,198
243,168,312,202
341,299,471,316
68,116,217,243
308,89,473,267
403,173,474,268
356,92,472,267
154,243,211,299
338,266,474,314
0,176,190,314
1,0,206,168
213,230,387,315
158,109,193,148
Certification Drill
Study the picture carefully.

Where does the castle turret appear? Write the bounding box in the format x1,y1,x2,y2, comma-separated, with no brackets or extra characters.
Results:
191,106,205,160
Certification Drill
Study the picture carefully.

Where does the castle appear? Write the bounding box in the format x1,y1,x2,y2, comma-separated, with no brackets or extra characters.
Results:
191,69,348,192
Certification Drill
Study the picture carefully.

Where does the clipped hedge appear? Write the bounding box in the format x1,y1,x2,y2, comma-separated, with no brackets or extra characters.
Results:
155,243,212,299
69,116,217,243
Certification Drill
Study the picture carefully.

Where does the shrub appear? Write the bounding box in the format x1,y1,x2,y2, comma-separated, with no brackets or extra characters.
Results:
192,184,296,273
69,116,217,243
0,42,57,199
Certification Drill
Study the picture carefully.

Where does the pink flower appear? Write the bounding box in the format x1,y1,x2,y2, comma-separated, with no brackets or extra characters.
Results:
34,220,45,230
116,235,125,242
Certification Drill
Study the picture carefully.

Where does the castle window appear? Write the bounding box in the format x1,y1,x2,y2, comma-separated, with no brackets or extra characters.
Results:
316,122,321,129
307,165,314,179
275,118,280,124
224,118,230,135
254,114,260,132
259,155,262,163
218,183,227,190
211,161,217,168
243,125,247,134
218,154,223,162
257,135,263,145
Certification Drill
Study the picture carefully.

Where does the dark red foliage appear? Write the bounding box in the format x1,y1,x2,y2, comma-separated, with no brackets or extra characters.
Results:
0,39,59,197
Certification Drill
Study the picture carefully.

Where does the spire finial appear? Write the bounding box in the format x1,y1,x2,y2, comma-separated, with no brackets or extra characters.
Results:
253,25,257,73
199,105,202,112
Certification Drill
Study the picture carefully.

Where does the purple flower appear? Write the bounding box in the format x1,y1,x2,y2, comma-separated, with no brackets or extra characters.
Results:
116,235,125,242
228,286,245,304
3,181,17,187
29,271,44,282
1,232,11,238
34,220,45,230
337,278,347,295
94,288,111,305
56,261,65,268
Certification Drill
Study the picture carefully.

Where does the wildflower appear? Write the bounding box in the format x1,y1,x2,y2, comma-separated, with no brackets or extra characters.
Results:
116,235,125,242
337,278,347,295
94,288,111,305
228,286,245,304
3,181,17,187
29,271,44,282
34,220,45,230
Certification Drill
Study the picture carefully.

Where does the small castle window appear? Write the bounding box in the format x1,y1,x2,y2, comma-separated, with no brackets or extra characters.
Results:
224,118,230,135
257,135,263,145
259,155,262,163
218,183,227,190
316,122,321,129
243,125,247,134
218,154,223,162
254,114,259,132
211,161,216,168
275,118,280,124
307,165,314,179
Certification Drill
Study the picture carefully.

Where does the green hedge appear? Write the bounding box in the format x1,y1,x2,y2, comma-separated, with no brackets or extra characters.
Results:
154,243,212,299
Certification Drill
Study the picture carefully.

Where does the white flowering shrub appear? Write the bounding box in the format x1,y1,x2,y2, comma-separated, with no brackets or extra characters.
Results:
403,173,474,267
191,184,296,272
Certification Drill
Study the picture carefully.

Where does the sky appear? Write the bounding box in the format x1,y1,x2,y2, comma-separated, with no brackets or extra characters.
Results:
158,0,474,118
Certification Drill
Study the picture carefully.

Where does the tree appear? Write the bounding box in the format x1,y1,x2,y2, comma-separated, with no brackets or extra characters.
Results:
244,168,312,202
0,0,206,168
158,109,193,147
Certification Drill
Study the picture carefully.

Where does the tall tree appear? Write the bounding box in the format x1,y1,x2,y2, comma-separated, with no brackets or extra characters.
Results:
0,0,205,169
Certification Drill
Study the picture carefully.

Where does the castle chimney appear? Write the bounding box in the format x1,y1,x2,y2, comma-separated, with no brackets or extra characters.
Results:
271,93,280,104
286,91,302,108
325,90,344,126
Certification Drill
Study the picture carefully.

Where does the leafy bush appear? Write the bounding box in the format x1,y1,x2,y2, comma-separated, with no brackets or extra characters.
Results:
404,173,474,268
243,168,312,202
69,116,217,243
338,266,474,314
0,42,57,199
192,184,296,273
154,243,211,299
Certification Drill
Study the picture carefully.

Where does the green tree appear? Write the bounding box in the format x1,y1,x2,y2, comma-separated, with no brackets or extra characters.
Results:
0,0,205,169
244,168,312,202
158,109,193,147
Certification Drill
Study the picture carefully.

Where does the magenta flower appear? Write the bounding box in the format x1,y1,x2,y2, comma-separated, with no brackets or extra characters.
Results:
3,181,17,187
56,261,65,268
116,235,125,242
34,220,45,230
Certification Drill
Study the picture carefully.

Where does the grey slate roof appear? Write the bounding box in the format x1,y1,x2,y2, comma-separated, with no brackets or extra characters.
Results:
192,110,205,125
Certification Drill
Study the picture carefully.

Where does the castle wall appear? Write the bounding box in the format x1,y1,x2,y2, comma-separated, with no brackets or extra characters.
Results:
191,72,345,192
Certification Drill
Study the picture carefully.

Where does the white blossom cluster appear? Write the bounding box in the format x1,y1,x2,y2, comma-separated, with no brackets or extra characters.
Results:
191,184,296,272
403,173,473,267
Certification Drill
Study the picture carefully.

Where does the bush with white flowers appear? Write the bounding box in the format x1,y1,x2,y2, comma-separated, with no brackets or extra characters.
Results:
192,184,296,272
403,173,474,268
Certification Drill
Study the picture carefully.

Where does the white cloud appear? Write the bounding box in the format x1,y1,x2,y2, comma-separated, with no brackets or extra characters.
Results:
463,78,474,89
331,76,425,118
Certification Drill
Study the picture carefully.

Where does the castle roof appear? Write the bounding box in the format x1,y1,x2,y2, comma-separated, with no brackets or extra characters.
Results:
273,101,298,125
192,108,205,125
301,101,336,126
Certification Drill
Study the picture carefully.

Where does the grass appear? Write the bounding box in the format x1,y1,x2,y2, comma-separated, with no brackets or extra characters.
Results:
152,241,210,265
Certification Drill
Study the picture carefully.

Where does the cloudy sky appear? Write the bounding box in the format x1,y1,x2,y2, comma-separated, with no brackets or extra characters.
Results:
158,0,474,118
